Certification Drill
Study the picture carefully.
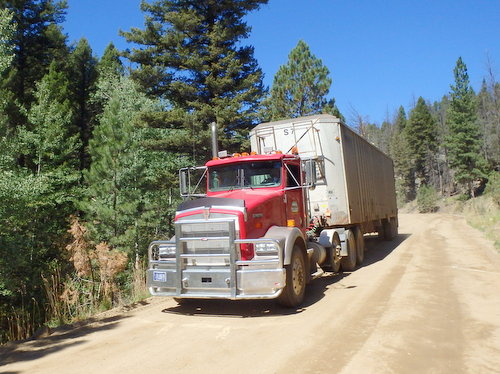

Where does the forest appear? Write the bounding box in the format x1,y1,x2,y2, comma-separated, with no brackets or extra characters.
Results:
0,0,498,343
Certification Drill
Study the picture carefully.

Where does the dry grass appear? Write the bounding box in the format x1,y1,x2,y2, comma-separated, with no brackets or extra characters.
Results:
463,196,500,250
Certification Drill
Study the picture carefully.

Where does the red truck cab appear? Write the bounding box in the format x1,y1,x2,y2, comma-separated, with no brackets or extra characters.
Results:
148,151,311,305
206,153,306,252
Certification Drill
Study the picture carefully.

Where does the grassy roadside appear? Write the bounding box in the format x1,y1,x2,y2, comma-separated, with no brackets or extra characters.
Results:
462,195,500,251
399,173,500,251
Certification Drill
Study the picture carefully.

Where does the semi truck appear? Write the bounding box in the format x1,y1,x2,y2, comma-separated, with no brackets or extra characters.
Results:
147,114,398,307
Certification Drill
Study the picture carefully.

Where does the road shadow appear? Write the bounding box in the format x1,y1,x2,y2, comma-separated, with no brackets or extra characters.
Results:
161,271,353,318
361,233,411,268
161,233,410,318
0,314,130,366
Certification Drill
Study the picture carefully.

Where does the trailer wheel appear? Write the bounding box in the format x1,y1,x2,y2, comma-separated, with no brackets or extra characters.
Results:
321,232,341,273
354,226,365,265
341,229,357,271
391,217,398,238
383,217,398,241
278,245,306,308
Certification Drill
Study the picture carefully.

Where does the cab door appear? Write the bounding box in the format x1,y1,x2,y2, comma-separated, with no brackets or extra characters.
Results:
284,161,306,233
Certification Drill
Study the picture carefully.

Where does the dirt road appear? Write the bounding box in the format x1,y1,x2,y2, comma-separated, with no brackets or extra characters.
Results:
1,213,499,374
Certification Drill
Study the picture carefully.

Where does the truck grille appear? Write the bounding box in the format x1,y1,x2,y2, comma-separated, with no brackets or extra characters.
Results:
177,214,238,262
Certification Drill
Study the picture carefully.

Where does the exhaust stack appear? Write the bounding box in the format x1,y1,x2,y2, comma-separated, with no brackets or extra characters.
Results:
211,122,218,159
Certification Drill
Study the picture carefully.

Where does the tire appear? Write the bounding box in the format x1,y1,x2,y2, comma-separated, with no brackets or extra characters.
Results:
354,226,365,265
321,232,341,273
341,229,357,271
174,297,196,306
278,245,306,308
391,217,398,238
383,217,398,241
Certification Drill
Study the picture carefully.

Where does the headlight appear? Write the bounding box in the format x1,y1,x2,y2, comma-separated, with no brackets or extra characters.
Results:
159,244,176,259
255,242,278,256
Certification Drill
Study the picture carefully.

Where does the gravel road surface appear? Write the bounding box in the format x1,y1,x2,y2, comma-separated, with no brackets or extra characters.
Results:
1,213,499,374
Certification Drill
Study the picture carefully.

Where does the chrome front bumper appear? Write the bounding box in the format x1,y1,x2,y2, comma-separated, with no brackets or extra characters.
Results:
147,218,285,300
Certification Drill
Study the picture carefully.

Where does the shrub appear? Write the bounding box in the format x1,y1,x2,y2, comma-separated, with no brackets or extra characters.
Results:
484,171,500,206
417,185,438,213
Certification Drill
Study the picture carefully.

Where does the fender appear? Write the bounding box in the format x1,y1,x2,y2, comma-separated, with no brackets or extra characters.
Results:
261,226,306,265
318,228,348,256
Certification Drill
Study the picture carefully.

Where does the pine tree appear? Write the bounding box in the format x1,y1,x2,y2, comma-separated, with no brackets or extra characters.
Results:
430,97,453,195
1,60,82,340
0,0,68,132
0,9,14,75
93,43,124,107
121,0,267,158
0,8,15,165
390,106,415,201
477,79,500,168
21,61,80,175
84,77,155,251
263,40,340,121
446,57,487,197
68,38,98,171
406,97,437,184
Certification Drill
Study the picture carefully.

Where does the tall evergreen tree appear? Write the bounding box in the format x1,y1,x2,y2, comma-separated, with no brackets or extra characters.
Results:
0,8,15,160
390,106,415,202
263,40,341,121
0,0,68,132
68,38,98,171
1,61,81,341
429,97,453,195
477,79,500,168
446,57,487,196
121,0,267,158
0,9,14,75
84,77,158,253
22,60,80,175
94,43,124,103
406,97,437,184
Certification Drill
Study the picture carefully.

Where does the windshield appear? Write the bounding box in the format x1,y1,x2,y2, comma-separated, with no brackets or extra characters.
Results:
209,161,282,191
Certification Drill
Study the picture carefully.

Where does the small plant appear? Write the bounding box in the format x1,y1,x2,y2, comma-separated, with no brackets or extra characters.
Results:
417,184,438,213
484,171,500,206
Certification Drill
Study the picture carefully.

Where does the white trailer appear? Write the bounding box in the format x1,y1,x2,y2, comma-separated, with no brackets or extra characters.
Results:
250,114,398,269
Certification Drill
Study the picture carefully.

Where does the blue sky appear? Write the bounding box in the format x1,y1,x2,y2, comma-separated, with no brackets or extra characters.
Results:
63,0,500,125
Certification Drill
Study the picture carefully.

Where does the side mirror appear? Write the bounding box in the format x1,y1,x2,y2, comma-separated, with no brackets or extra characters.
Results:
180,168,189,196
179,166,207,198
304,159,317,189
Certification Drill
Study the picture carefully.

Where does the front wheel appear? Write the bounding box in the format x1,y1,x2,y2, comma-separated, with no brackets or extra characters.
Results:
278,245,306,308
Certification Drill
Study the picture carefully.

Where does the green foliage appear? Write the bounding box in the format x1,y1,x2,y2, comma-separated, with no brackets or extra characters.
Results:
0,0,69,132
83,76,180,260
484,171,500,206
390,106,415,202
477,79,500,169
262,40,340,121
0,58,80,342
93,42,124,108
121,0,267,156
0,8,14,75
417,184,438,213
406,97,437,183
21,61,80,175
446,57,487,197
68,38,98,171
